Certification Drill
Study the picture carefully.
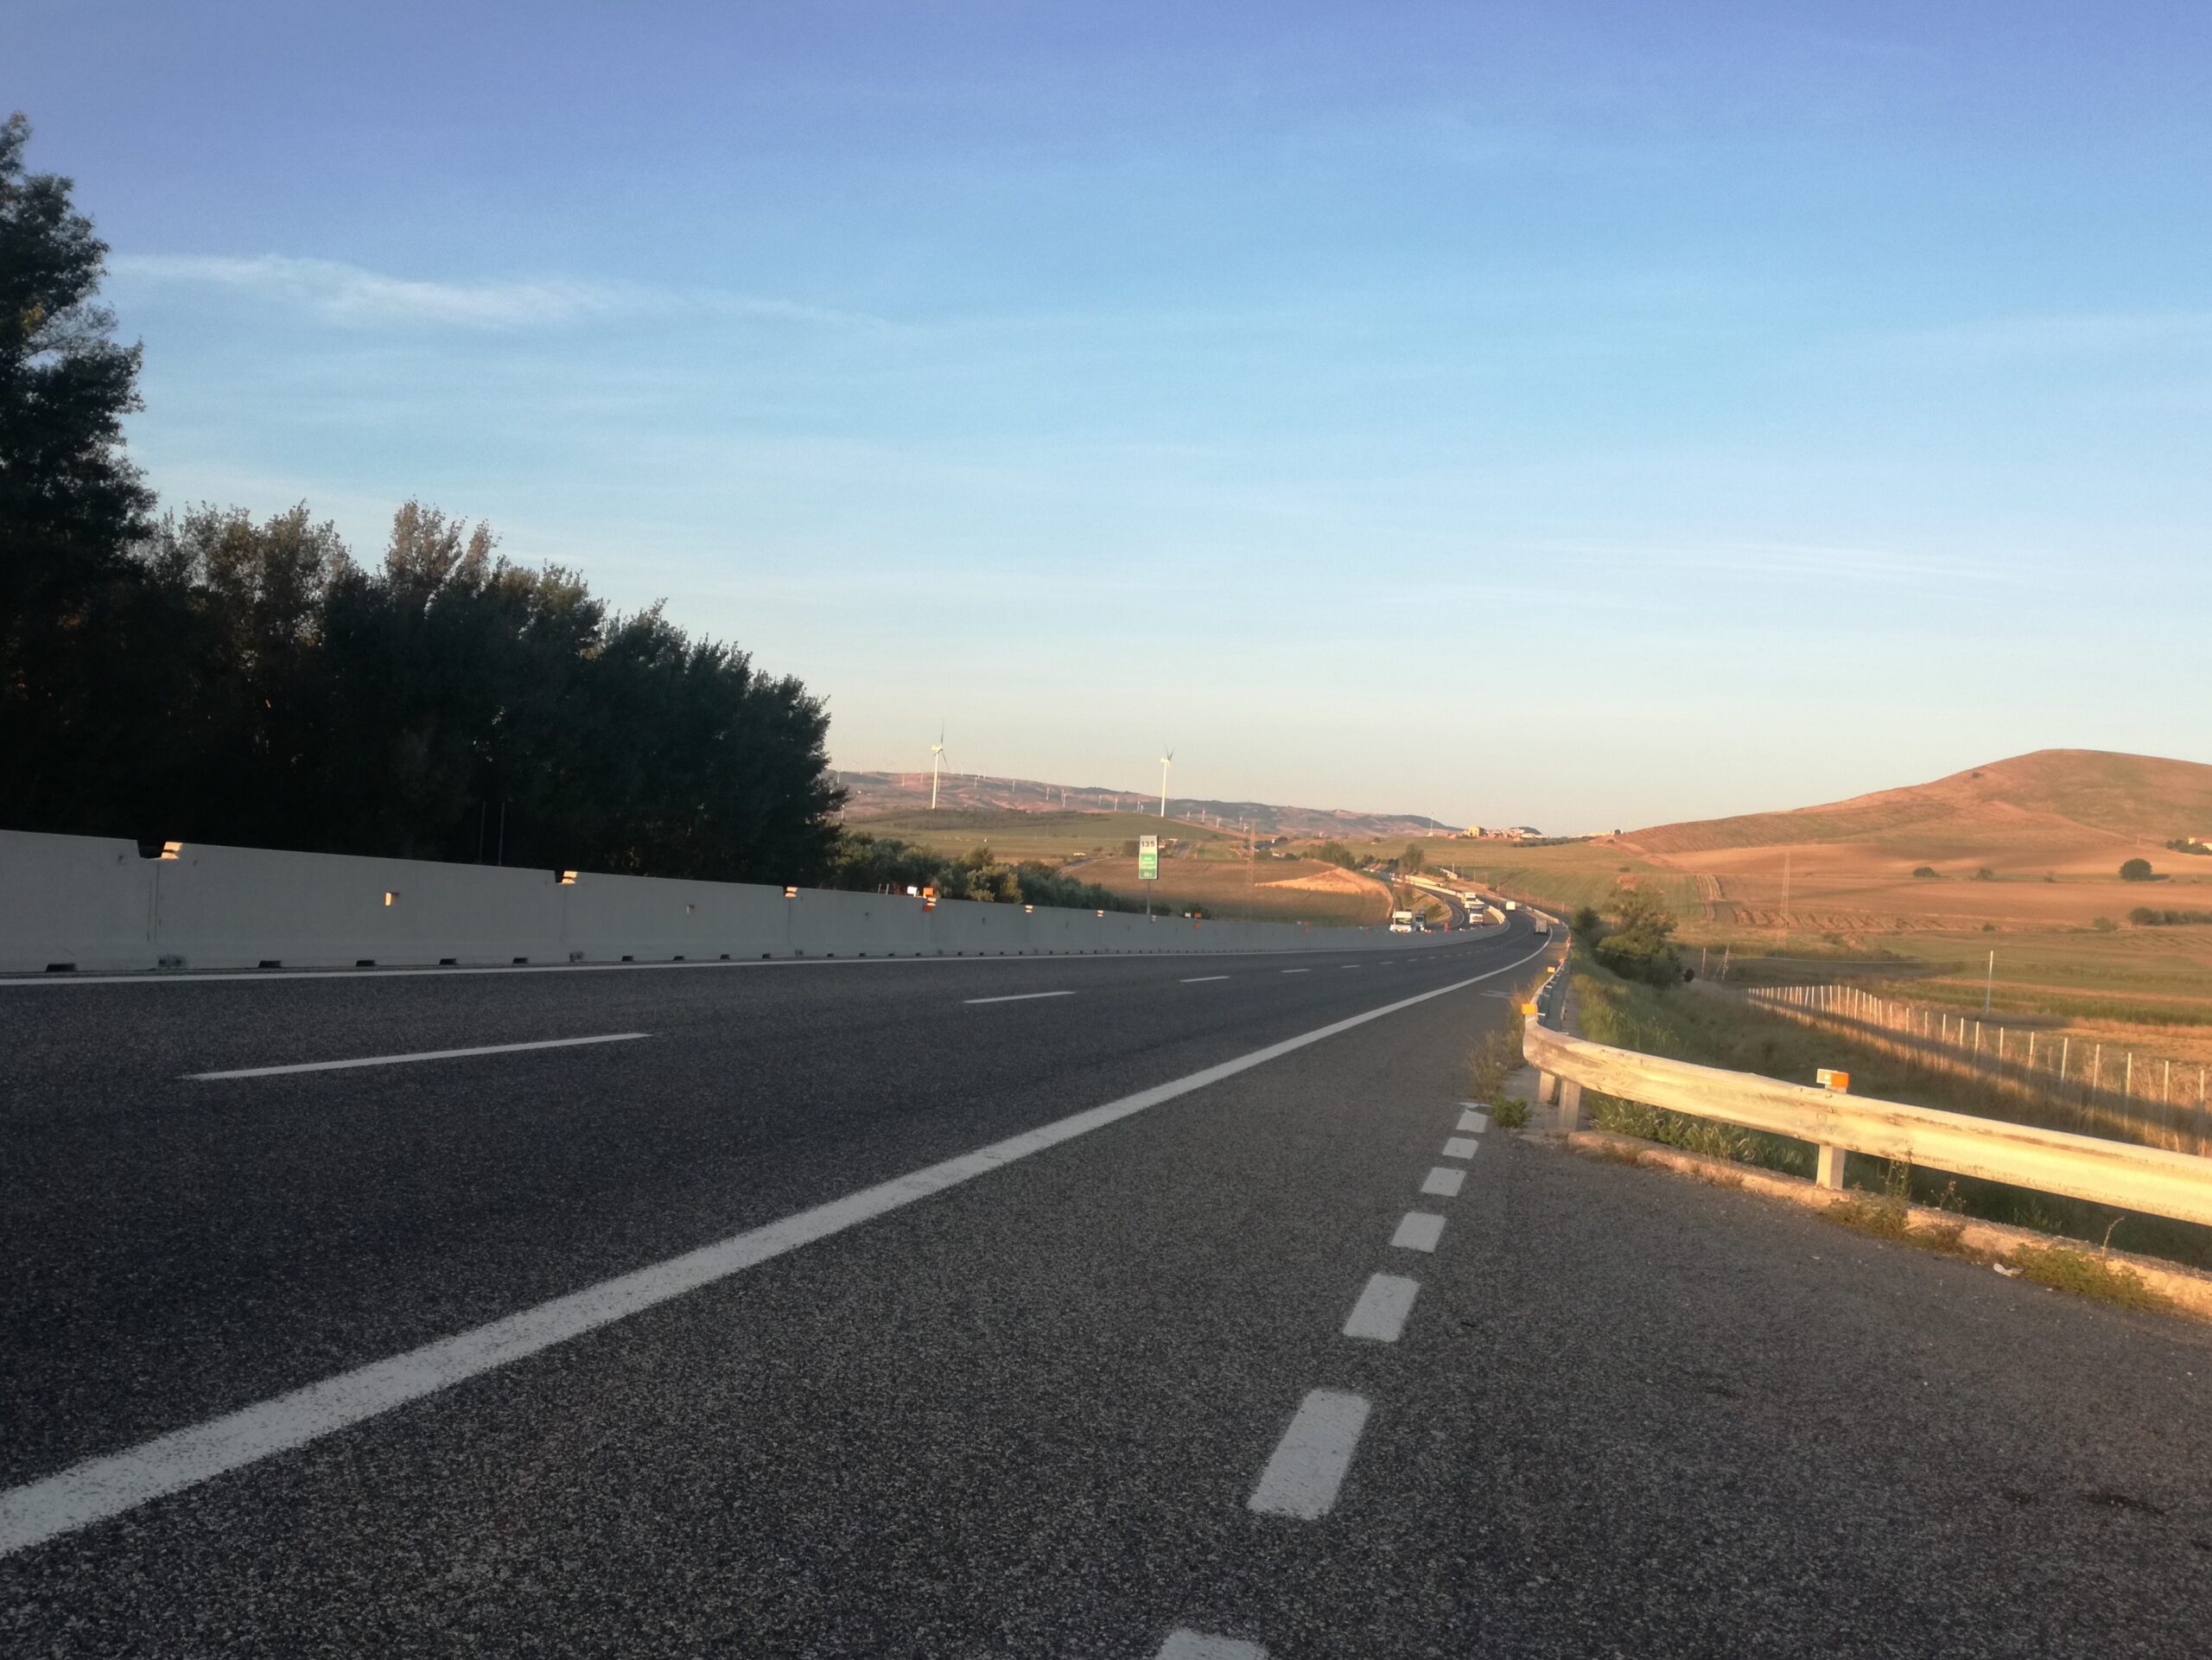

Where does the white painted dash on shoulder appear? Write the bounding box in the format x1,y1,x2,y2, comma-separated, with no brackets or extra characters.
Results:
963,990,1076,1005
1457,1108,1491,1133
185,1032,649,1080
1391,1212,1445,1252
1180,975,1231,983
1249,1389,1371,1519
1441,1135,1479,1160
1157,1630,1268,1659
1342,1273,1421,1343
1421,1166,1466,1198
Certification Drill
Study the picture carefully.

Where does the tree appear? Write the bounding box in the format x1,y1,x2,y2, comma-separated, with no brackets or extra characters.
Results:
1594,887,1681,987
1312,840,1357,869
1401,843,1426,874
1569,905,1605,943
1910,866,1939,879
1973,867,1994,881
2120,858,2155,882
0,112,161,829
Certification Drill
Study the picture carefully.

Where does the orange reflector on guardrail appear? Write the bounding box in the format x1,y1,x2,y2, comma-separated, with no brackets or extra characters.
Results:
1816,1068,1851,1091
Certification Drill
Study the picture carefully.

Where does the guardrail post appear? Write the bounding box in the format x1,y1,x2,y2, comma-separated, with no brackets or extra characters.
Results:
1816,1143,1846,1190
1537,1070,1557,1106
1558,1078,1581,1131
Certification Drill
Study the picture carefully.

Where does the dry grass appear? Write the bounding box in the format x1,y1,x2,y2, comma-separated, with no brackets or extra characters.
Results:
850,808,1229,863
2008,1243,2171,1312
1071,855,1389,925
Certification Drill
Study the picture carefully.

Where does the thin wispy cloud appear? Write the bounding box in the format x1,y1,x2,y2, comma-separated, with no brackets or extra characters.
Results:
111,253,893,333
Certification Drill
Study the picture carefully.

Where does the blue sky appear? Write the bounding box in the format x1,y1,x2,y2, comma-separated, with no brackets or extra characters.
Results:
15,1,2210,830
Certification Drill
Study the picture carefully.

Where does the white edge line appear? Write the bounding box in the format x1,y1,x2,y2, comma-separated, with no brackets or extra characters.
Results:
0,940,1546,1558
185,1033,650,1080
961,990,1075,1006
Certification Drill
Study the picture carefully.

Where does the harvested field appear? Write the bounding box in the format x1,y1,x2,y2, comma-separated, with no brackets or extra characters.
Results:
1071,855,1391,925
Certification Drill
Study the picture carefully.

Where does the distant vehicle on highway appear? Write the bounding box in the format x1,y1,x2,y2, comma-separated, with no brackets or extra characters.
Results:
1503,900,1518,912
1389,910,1414,933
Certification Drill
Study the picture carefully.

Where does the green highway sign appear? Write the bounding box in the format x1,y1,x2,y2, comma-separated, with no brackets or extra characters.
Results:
1138,834,1159,881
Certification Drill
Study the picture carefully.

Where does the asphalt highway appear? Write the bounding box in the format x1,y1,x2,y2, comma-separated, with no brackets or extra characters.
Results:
3,913,2210,1656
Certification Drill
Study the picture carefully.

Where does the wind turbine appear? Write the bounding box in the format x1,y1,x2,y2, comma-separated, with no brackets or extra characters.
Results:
930,726,947,811
1158,748,1173,818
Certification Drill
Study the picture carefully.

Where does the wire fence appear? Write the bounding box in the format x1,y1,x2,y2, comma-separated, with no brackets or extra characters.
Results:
1745,983,2212,1157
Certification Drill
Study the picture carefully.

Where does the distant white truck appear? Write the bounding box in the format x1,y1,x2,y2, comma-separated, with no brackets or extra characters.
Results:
1503,900,1518,912
1389,910,1415,934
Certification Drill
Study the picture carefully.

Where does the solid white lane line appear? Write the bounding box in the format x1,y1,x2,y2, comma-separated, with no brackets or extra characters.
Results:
1421,1166,1466,1199
962,990,1075,1005
1180,975,1231,983
1157,1631,1268,1660
1248,1389,1371,1520
0,942,1548,1559
1341,1274,1421,1343
1391,1212,1446,1253
185,1033,649,1080
1441,1135,1479,1160
1457,1108,1490,1133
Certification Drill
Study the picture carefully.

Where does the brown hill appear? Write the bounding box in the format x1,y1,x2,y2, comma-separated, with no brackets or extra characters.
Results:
1626,750,2212,859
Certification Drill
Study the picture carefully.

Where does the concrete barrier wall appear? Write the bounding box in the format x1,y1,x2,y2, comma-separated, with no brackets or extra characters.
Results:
1,829,1493,974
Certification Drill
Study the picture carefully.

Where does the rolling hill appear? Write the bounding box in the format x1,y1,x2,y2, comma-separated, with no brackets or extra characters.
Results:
1625,750,2212,861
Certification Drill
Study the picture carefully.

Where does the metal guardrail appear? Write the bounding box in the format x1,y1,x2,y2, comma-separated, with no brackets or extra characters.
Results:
1524,994,2212,1230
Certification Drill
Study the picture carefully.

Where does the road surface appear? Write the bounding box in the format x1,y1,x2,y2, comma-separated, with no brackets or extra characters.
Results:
3,913,2209,1656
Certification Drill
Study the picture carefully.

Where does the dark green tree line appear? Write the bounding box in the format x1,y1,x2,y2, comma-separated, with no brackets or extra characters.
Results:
2,115,843,883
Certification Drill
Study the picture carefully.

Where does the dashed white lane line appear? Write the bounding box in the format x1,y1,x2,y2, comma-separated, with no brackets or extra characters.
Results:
1280,968,1310,975
962,990,1075,1005
1390,1212,1446,1253
1339,964,1361,970
1341,1274,1421,1343
1248,1389,1371,1519
184,1033,649,1080
1441,1135,1479,1160
1457,1108,1490,1134
1420,1166,1466,1199
1180,975,1231,983
1157,1631,1268,1659
3,943,1549,1560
